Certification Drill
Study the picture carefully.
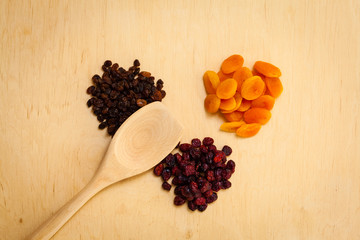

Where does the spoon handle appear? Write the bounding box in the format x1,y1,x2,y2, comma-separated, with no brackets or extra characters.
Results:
27,173,111,240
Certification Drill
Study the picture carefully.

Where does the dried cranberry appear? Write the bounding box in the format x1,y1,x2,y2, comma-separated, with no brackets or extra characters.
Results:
188,201,197,211
214,151,225,163
161,168,172,181
189,181,199,193
181,186,194,200
206,170,215,182
203,190,213,198
165,154,176,168
190,148,201,159
202,137,214,146
171,166,181,176
200,181,212,193
222,145,232,156
194,197,206,206
162,182,171,191
200,145,208,153
174,196,186,206
212,181,222,192
182,152,190,161
174,153,182,163
216,161,226,168
174,186,182,196
214,168,223,181
222,180,232,189
222,169,232,180
153,163,164,176
206,192,218,203
226,160,236,173
191,138,201,148
200,163,209,172
179,143,192,152
197,204,208,212
208,145,217,152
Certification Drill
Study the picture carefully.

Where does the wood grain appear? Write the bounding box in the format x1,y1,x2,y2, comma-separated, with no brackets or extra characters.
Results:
1,0,360,239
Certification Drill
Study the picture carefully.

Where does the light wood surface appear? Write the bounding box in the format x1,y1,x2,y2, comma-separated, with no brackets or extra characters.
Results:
1,0,360,239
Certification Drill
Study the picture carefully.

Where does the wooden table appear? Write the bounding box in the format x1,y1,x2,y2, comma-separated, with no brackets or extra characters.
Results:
1,0,359,239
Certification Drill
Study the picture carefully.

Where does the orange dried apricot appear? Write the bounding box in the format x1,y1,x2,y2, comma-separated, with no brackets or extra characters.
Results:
216,78,237,99
240,76,265,100
243,108,271,125
221,55,244,74
219,97,236,111
237,99,252,112
251,95,275,110
220,121,246,132
223,111,243,122
254,61,281,77
233,67,252,92
236,123,261,137
204,94,221,113
264,77,283,98
203,71,220,94
217,70,233,82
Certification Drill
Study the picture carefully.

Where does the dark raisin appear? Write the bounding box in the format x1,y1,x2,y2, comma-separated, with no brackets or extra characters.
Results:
98,122,107,129
104,60,112,67
133,59,140,67
86,86,95,95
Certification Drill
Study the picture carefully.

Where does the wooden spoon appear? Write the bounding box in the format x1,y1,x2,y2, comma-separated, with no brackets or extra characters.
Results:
28,102,184,240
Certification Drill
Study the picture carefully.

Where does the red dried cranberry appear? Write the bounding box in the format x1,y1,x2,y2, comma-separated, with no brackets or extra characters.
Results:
162,182,171,191
202,137,214,146
191,138,201,148
161,168,172,181
221,145,232,156
179,143,192,152
222,180,232,189
165,153,176,168
216,161,226,168
171,166,181,176
206,192,218,203
190,148,201,159
174,153,182,164
182,152,190,161
194,197,206,206
200,145,208,153
200,163,209,172
214,168,223,181
153,163,164,176
200,181,212,193
174,196,186,206
189,181,199,193
226,160,236,173
214,151,225,163
206,170,215,182
222,169,232,180
204,189,213,198
208,145,217,152
197,204,208,212
188,201,197,211
212,181,222,192
174,186,182,195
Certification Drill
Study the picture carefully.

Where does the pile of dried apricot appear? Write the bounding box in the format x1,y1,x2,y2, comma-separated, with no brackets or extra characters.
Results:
203,55,283,137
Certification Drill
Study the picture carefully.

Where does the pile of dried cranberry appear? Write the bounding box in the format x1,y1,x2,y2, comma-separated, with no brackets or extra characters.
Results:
153,137,235,212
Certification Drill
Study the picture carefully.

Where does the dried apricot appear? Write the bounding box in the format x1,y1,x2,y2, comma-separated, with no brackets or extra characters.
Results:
236,123,261,137
219,97,236,111
240,76,265,100
233,67,252,92
203,71,220,94
221,55,244,74
243,108,271,125
220,121,246,132
217,70,233,82
254,61,281,78
223,111,243,122
204,94,221,113
264,77,283,98
237,99,252,112
216,78,237,99
251,95,275,110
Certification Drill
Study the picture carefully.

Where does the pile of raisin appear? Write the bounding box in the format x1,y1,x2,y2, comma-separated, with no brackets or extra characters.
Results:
154,137,236,212
86,60,166,136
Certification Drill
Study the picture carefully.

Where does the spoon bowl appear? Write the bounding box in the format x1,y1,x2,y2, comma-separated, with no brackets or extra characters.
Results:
28,102,183,240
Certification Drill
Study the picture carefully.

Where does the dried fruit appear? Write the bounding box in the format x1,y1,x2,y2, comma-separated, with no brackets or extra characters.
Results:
220,121,246,132
254,61,281,77
237,99,252,112
221,54,244,74
264,77,283,98
222,111,243,122
233,67,253,91
217,70,233,82
236,123,261,137
219,97,236,111
216,78,237,99
240,76,265,100
204,94,221,113
243,108,272,125
251,95,275,110
203,71,220,94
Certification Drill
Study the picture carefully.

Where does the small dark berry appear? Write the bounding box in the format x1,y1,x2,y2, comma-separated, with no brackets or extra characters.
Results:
162,182,172,191
191,138,201,148
153,163,164,176
174,196,186,206
197,204,208,212
203,137,214,146
188,201,197,211
179,143,192,152
222,145,232,156
161,168,172,181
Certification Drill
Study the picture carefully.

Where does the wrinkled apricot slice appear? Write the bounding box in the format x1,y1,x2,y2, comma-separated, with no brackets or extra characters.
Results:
264,77,283,98
237,99,252,112
220,121,246,132
216,78,237,99
254,61,281,78
203,71,220,94
204,94,221,113
217,70,233,82
240,76,265,100
251,95,275,110
243,108,271,125
233,67,253,92
219,97,236,111
223,111,243,122
221,54,244,74
236,123,261,137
